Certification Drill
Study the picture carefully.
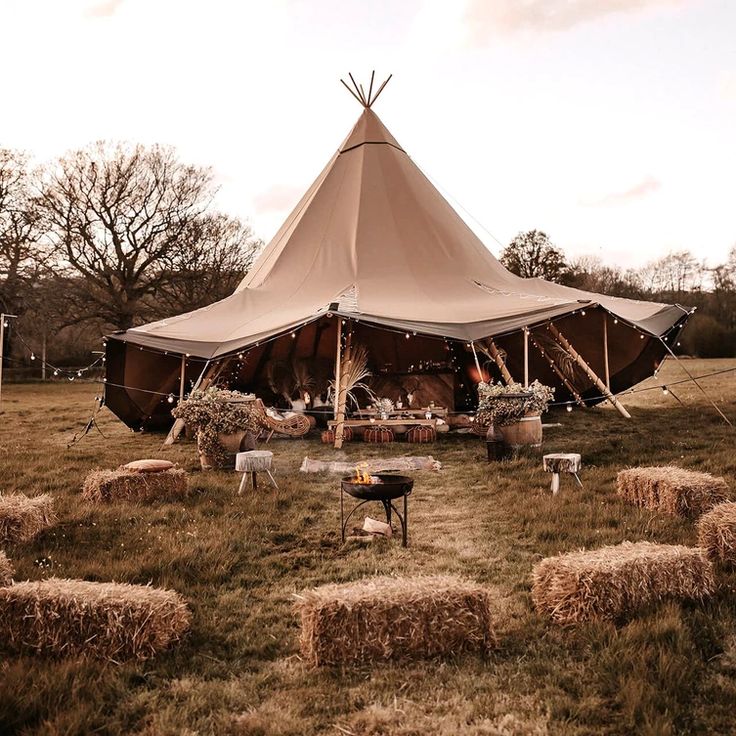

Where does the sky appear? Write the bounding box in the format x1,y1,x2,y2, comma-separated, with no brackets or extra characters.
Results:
1,0,734,268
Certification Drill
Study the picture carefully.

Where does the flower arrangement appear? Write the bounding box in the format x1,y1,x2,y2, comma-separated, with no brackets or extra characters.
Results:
475,380,555,428
172,386,261,467
372,397,395,418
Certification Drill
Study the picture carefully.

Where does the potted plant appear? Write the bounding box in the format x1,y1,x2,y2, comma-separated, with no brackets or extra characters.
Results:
474,380,554,450
372,397,394,420
172,386,261,469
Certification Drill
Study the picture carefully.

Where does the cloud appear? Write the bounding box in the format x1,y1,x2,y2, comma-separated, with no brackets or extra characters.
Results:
580,175,661,206
719,71,736,100
84,0,125,19
464,0,686,40
253,184,303,214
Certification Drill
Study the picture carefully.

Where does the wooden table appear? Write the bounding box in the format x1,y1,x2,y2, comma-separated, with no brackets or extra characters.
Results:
355,407,448,418
328,418,439,429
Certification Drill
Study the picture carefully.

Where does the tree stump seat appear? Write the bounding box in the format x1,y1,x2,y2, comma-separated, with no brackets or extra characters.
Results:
543,453,582,495
236,451,278,493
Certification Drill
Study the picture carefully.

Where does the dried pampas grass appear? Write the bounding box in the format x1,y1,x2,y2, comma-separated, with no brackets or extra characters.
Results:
82,467,188,503
532,541,714,625
0,493,56,545
697,502,736,565
296,575,495,666
0,578,191,660
616,466,730,516
0,552,13,586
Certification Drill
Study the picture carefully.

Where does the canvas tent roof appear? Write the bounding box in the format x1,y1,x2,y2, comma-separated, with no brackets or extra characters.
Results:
111,106,685,359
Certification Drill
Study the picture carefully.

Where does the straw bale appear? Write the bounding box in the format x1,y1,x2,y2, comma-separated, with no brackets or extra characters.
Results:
296,575,495,666
697,502,736,565
0,577,191,660
0,493,56,545
0,552,13,586
532,541,714,625
616,466,730,516
82,467,188,503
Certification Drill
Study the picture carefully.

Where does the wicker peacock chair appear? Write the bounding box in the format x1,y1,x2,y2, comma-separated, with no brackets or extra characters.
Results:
252,399,311,441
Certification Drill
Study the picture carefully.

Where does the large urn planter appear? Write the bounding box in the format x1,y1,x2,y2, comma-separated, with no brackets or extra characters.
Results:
197,430,256,470
498,413,543,449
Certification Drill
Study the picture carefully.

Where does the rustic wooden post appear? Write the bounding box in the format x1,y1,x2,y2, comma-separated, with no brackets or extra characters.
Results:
334,321,351,449
163,358,213,446
179,355,186,402
528,331,585,407
548,323,631,419
486,339,514,385
523,327,529,388
603,315,610,389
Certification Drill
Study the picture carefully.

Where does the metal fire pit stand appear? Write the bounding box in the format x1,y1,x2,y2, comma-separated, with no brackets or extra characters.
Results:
340,478,412,547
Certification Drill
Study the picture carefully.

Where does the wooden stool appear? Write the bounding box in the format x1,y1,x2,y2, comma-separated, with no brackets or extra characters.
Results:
236,451,278,493
543,453,582,495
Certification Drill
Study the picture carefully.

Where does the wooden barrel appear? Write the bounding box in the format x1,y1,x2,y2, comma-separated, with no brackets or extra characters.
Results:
499,415,543,448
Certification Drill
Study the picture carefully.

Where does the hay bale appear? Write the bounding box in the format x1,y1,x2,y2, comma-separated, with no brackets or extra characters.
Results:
0,577,191,660
296,575,495,666
82,467,188,503
697,502,736,565
616,466,730,516
532,541,714,625
0,552,13,586
0,494,56,545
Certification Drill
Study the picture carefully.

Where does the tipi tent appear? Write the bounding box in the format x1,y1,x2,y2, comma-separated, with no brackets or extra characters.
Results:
104,76,689,430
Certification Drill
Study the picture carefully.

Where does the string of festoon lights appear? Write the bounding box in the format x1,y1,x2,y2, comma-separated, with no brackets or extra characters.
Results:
10,304,713,419
5,318,107,380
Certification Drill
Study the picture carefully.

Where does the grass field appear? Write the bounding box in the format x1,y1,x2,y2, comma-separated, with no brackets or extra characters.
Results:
2,358,736,735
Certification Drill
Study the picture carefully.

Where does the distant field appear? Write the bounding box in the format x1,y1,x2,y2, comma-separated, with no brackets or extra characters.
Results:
1,358,736,735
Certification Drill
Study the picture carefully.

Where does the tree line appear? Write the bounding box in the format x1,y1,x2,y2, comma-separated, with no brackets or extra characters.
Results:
1,143,733,372
0,144,261,369
501,230,736,358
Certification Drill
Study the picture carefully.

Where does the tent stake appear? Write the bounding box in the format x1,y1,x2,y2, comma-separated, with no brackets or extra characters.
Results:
548,323,631,419
528,331,585,407
486,339,513,385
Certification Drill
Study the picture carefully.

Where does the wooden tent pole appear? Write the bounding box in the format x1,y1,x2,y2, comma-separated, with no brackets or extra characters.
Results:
334,321,351,449
179,355,186,401
548,323,631,419
333,319,342,420
470,341,483,380
603,315,611,389
163,358,212,447
487,339,513,385
523,327,529,388
528,331,585,407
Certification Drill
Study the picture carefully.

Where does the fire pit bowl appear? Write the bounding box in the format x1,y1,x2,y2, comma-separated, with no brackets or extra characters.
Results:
341,474,414,501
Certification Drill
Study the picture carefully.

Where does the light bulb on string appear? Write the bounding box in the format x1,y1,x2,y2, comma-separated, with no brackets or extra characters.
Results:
291,332,297,339
30,353,35,361
77,370,82,377
662,386,669,395
566,404,573,412
53,370,59,377
167,394,175,404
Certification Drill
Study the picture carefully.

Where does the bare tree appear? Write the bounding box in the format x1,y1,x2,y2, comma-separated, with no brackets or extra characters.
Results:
500,230,569,283
37,142,218,330
0,149,46,314
153,212,262,316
